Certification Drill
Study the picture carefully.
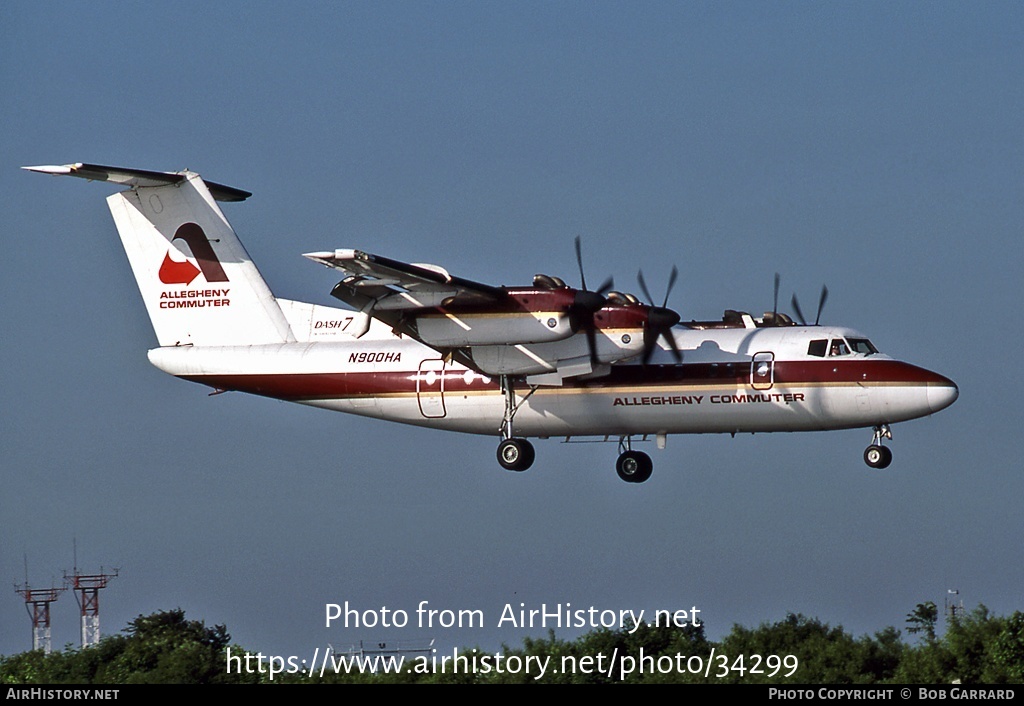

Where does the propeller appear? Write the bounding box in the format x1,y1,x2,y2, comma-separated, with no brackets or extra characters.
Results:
791,284,829,326
569,236,614,365
636,266,682,364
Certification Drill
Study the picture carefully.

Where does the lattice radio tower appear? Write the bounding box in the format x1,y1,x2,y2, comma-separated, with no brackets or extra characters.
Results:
14,558,66,654
64,564,119,648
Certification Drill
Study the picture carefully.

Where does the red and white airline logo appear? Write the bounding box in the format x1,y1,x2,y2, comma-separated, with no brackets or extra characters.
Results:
158,223,229,285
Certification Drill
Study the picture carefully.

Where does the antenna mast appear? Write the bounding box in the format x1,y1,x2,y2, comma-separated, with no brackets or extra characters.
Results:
65,551,119,648
14,557,66,654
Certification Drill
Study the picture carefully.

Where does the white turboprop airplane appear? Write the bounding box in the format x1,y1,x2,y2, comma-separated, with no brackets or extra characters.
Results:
25,163,959,483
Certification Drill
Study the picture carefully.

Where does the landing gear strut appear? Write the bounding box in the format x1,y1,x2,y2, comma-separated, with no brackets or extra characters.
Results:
864,424,893,469
496,375,537,472
616,437,653,483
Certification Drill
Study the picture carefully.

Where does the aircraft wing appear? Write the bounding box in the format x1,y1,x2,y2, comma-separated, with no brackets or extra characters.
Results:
304,249,505,312
303,248,635,381
304,249,509,371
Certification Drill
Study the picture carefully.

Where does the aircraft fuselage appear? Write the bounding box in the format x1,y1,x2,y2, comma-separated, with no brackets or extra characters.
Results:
148,324,957,438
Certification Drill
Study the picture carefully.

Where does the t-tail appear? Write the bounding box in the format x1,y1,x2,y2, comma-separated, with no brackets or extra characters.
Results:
23,163,296,347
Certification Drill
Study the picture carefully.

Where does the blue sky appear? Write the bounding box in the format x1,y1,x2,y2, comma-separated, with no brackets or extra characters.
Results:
2,2,1021,663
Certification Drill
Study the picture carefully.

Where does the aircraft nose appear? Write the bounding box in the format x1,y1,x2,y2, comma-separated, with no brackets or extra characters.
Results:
927,377,959,414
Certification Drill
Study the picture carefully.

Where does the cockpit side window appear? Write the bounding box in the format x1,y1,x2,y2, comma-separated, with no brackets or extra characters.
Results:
807,339,827,357
829,338,850,357
848,338,878,355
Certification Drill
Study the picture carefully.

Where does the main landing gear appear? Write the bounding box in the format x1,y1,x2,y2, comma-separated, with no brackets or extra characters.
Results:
864,424,893,469
614,437,652,483
496,376,537,472
497,437,534,472
494,376,655,483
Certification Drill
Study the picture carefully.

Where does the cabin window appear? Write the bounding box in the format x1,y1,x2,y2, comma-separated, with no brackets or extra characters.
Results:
807,339,827,357
829,338,850,357
847,338,878,355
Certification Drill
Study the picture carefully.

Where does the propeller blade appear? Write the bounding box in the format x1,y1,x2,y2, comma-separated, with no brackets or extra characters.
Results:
815,285,829,326
773,273,780,318
641,327,659,365
574,236,613,297
637,269,655,305
585,323,599,367
791,285,829,325
574,236,587,291
663,329,682,363
791,293,807,326
662,265,678,308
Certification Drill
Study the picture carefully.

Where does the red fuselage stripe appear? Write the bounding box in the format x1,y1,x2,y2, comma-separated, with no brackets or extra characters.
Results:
181,360,955,400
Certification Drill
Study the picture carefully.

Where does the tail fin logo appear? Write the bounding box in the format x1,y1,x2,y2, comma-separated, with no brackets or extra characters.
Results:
158,223,229,285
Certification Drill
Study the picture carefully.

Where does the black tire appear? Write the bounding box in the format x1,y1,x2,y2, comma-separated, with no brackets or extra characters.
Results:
497,438,535,472
616,450,653,483
864,445,893,469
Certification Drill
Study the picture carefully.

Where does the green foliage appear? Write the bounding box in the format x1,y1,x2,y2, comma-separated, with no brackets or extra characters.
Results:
992,612,1024,681
713,613,901,684
0,609,258,685
3,603,1022,684
906,601,939,643
101,609,230,683
894,605,1024,683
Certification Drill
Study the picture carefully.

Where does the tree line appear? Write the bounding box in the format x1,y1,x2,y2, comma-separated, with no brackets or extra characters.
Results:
2,603,1022,684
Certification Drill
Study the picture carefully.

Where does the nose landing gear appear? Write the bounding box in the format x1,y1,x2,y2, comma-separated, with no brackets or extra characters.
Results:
864,424,893,469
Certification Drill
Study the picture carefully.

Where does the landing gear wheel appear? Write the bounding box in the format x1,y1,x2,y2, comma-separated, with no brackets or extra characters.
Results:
497,438,535,472
616,450,653,483
864,445,893,469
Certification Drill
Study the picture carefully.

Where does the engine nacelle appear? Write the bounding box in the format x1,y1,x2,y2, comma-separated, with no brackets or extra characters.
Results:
415,311,575,347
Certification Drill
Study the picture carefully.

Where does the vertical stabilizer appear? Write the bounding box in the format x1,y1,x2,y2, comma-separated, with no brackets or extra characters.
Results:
25,164,295,347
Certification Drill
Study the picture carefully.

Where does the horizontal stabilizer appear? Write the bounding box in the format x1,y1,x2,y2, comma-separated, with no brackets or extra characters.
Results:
22,162,251,202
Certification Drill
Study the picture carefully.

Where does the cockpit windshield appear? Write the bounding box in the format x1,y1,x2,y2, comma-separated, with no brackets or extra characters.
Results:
847,338,878,355
829,339,850,356
807,337,879,357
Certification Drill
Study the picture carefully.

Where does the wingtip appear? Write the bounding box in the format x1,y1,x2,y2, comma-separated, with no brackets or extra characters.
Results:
303,249,358,262
22,164,80,175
